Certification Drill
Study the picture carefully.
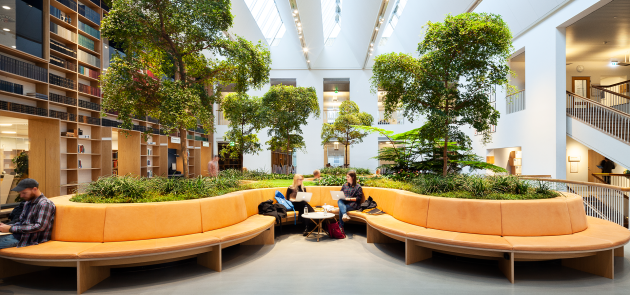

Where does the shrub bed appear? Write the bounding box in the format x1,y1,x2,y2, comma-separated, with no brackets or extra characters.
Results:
72,173,558,203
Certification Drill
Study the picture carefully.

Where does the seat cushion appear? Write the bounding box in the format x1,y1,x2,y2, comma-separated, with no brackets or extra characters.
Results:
200,193,247,232
243,189,265,217
426,198,503,235
347,210,369,222
501,198,573,236
392,192,430,227
52,204,106,242
368,188,398,215
318,186,343,207
306,186,322,207
367,214,424,237
566,195,588,233
79,233,221,259
577,216,630,247
407,228,513,250
202,215,275,242
504,234,613,252
0,241,99,259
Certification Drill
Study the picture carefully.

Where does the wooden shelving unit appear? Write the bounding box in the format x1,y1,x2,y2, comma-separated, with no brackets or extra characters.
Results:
0,1,213,197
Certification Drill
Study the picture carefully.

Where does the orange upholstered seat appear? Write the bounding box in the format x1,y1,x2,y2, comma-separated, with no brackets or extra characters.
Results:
0,241,99,259
78,234,221,259
407,228,514,250
201,214,275,242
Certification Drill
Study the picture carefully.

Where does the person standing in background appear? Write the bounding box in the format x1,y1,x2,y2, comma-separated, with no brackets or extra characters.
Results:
600,157,616,184
313,170,321,180
208,155,219,177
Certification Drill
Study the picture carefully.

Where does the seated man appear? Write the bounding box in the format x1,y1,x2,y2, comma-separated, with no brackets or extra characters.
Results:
313,170,321,180
0,179,56,249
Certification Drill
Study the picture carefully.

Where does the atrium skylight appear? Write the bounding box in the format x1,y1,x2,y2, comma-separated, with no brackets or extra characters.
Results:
245,0,286,46
321,0,342,46
380,0,407,46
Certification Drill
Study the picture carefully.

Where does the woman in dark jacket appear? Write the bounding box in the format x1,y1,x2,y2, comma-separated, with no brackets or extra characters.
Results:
338,170,363,229
286,174,314,235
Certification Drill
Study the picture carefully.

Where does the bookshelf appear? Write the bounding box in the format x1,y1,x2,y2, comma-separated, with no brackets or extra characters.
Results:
0,0,212,197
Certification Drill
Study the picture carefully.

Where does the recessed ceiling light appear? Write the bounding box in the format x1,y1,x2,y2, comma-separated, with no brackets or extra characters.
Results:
0,124,12,126
299,35,302,38
297,23,301,27
3,28,9,32
303,48,308,52
1,131,16,134
2,6,10,9
370,43,374,46
307,60,310,63
375,27,379,31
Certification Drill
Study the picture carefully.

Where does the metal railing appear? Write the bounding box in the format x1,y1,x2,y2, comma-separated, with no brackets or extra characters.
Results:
566,91,630,145
324,110,339,124
506,89,525,114
521,177,629,229
377,110,405,125
591,83,630,115
591,173,630,188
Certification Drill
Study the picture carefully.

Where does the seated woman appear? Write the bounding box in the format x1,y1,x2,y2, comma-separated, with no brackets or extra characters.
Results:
338,170,364,229
286,174,314,236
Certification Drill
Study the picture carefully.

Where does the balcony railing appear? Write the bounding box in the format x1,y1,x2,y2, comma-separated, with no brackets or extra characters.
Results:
506,89,525,114
592,173,630,188
591,84,630,115
323,110,338,124
566,91,630,145
377,110,404,125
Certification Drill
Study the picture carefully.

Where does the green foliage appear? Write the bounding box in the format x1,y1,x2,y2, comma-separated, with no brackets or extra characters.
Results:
261,85,320,157
218,169,295,181
314,175,368,186
321,101,373,167
12,151,28,178
220,93,265,159
371,13,513,176
319,167,371,176
100,0,271,177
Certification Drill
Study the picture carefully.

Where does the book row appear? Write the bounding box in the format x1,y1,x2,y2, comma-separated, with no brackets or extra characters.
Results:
78,50,100,68
79,3,101,25
50,92,77,105
79,99,101,111
50,55,77,72
0,100,48,116
0,54,48,82
57,0,77,12
51,39,77,58
78,83,101,97
78,115,100,125
51,5,72,24
0,80,24,95
79,20,100,39
50,73,76,90
78,34,95,52
50,21,77,43
79,65,99,79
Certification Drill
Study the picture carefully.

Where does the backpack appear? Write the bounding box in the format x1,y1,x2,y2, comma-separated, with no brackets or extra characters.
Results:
359,196,377,211
258,200,287,225
275,190,297,225
327,221,346,239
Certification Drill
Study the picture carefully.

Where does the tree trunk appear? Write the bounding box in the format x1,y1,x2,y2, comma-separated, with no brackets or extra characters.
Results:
345,144,348,167
180,127,189,178
442,122,449,177
286,133,291,175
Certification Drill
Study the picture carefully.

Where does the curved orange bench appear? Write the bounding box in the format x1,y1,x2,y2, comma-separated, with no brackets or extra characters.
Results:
0,192,275,294
0,186,628,293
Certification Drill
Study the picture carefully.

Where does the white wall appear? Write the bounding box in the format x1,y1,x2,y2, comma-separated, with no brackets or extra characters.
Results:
566,135,589,182
566,61,630,90
215,69,425,175
469,0,611,179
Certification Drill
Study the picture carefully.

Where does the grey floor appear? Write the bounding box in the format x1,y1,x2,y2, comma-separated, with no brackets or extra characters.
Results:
1,223,630,294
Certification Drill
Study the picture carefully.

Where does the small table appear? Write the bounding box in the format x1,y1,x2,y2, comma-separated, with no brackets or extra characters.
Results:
302,212,336,242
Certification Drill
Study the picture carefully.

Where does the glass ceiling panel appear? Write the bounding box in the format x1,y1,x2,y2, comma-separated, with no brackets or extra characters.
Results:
321,0,342,46
380,0,407,46
245,0,286,46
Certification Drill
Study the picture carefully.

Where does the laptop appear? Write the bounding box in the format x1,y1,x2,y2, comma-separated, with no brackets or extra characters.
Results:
330,191,346,200
296,192,313,202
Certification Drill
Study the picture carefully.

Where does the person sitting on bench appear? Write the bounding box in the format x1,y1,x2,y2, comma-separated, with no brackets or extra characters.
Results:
0,179,56,249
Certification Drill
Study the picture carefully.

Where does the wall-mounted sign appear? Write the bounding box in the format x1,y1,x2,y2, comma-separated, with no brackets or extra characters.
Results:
202,142,209,147
171,137,181,144
568,156,581,162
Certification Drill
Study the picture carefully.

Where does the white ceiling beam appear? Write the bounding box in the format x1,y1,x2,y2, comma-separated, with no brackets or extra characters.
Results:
289,0,311,69
363,0,390,69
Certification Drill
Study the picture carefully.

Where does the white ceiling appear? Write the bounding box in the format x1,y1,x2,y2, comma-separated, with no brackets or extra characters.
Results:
565,0,630,63
227,0,583,70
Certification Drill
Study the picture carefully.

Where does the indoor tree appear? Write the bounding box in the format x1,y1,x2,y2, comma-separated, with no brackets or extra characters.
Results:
220,93,265,161
100,0,271,178
321,101,373,167
371,12,513,176
261,85,320,173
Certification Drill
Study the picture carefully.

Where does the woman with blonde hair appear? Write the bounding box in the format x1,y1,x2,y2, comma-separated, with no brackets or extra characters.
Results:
286,174,314,235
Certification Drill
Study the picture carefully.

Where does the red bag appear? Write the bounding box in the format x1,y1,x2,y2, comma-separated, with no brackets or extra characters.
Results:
327,221,346,239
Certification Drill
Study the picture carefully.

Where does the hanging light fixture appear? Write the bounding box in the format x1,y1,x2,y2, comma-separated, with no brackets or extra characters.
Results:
332,95,337,102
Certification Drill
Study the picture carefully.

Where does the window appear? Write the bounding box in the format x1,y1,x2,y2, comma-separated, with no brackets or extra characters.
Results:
321,0,342,46
379,0,407,46
244,0,286,46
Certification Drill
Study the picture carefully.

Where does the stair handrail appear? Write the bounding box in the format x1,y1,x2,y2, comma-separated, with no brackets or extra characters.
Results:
566,90,630,118
596,79,630,88
519,176,630,193
591,85,630,100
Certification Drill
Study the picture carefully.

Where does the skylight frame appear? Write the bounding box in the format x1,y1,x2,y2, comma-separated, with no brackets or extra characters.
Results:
321,0,342,47
244,0,286,46
380,0,408,46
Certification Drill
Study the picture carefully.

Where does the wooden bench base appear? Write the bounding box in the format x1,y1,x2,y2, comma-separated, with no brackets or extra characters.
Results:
0,225,274,294
366,224,623,283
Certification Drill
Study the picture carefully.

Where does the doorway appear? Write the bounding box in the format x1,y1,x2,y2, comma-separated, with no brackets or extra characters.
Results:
572,76,591,98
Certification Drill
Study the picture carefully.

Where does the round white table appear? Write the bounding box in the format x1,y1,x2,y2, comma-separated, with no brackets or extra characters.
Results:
302,212,336,242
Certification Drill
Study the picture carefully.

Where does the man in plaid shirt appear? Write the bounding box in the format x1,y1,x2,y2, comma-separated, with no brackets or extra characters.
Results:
0,179,56,249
